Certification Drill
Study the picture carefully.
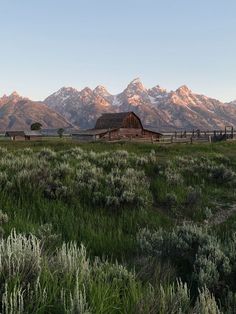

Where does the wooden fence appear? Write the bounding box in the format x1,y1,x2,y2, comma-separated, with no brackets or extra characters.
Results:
103,135,212,145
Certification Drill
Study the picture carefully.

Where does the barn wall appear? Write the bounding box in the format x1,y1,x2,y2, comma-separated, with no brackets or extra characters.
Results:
102,128,143,139
25,136,42,141
142,130,161,139
72,135,96,142
118,128,143,137
12,136,26,141
123,113,142,129
102,130,119,139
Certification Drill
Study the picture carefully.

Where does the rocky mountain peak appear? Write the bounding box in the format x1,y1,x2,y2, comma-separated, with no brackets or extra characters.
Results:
10,91,20,97
229,100,236,106
126,78,146,92
148,85,168,98
151,85,167,93
0,91,26,104
94,85,111,97
55,87,79,96
94,85,108,93
176,85,191,95
80,87,93,95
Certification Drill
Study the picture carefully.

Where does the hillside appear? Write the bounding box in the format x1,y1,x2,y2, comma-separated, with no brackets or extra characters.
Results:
0,92,72,131
44,79,236,131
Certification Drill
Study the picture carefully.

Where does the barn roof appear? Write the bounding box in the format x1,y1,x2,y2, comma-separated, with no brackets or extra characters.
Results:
5,131,25,137
72,128,117,136
5,130,42,137
143,127,163,136
24,131,42,137
95,112,143,129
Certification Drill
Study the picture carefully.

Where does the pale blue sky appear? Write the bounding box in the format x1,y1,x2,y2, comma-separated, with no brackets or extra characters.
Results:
0,0,235,101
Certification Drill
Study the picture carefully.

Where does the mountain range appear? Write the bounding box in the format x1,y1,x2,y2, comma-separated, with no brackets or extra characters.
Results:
0,92,72,131
44,79,236,131
1,79,236,131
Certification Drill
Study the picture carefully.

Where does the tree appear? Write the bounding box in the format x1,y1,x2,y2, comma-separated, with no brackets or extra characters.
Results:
31,122,42,131
57,128,64,138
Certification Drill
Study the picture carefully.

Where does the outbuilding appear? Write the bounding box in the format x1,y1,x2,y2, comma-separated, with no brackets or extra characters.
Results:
72,129,116,142
5,130,42,141
24,131,42,141
5,131,25,141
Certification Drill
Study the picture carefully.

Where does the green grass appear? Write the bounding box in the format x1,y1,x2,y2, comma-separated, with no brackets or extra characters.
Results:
0,139,235,252
0,139,235,313
2,194,170,261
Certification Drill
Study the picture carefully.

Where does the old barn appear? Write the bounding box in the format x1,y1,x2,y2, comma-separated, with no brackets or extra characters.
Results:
72,112,162,141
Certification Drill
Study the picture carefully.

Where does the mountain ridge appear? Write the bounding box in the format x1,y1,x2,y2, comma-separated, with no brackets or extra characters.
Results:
44,79,236,131
0,92,73,131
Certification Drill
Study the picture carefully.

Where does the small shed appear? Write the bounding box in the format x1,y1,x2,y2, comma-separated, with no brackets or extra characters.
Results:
5,131,25,141
5,130,42,141
24,131,42,141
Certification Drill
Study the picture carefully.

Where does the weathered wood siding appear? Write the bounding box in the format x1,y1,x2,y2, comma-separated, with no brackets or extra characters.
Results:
72,134,96,142
103,128,142,139
142,129,161,139
123,113,142,129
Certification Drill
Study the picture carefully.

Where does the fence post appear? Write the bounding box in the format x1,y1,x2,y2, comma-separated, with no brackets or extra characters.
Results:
190,137,193,144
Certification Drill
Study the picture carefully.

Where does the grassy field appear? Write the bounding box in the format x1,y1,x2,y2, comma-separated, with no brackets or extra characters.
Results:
0,138,236,313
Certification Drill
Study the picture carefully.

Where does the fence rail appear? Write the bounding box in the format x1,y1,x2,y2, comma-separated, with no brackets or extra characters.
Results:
102,136,212,145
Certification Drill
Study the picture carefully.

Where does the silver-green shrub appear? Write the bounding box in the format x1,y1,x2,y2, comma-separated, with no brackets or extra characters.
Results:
138,224,231,291
0,230,41,285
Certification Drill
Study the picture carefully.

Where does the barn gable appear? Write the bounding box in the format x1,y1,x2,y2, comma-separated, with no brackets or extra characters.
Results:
95,112,143,130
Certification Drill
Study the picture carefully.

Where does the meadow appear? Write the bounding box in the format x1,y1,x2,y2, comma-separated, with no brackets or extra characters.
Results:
0,139,236,313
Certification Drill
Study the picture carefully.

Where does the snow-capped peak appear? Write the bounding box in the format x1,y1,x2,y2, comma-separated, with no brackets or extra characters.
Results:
126,78,146,94
148,85,168,97
152,85,167,93
80,87,93,95
10,91,20,97
176,85,191,94
130,77,142,84
128,77,144,87
57,87,78,94
94,85,111,97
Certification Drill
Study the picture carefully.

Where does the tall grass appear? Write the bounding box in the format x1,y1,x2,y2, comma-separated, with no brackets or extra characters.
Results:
0,142,235,312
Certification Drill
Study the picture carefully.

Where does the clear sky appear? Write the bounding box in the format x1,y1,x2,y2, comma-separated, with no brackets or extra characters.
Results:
0,0,235,102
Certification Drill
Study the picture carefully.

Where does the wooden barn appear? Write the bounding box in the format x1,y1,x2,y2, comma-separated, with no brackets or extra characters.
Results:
5,130,42,141
72,112,162,142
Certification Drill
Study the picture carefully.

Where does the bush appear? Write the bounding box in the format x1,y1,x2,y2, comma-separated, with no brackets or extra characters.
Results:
165,192,177,207
185,186,202,207
209,164,236,184
138,224,231,292
0,230,41,287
